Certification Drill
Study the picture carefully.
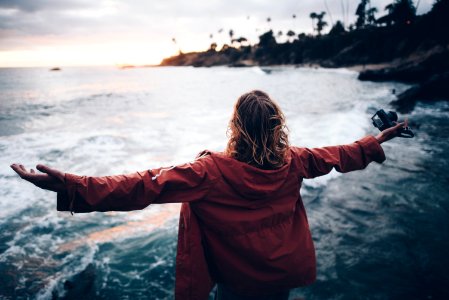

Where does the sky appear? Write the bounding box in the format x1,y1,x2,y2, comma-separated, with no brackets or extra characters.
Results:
0,0,434,68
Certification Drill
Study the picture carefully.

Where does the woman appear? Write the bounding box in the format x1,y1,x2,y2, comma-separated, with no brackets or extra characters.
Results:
11,90,406,300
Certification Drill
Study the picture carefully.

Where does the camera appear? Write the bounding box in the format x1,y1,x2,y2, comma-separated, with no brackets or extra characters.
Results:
371,109,414,138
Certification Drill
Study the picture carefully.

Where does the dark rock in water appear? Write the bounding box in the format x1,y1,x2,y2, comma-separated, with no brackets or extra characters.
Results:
50,67,61,71
391,72,449,112
228,60,254,67
358,47,449,83
62,263,96,299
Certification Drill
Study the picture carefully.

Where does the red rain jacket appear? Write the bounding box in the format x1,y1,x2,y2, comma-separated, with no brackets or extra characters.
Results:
57,135,385,299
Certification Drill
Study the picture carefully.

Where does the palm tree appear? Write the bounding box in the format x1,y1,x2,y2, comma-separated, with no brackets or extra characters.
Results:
385,3,395,14
266,17,271,32
286,30,296,42
235,37,248,47
276,30,283,43
316,12,328,35
310,12,318,33
171,37,181,55
355,0,369,28
229,29,234,45
292,14,297,31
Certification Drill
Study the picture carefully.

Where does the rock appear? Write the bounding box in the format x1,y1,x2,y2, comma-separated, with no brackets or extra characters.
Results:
391,72,449,112
358,46,449,83
62,263,96,299
228,60,255,67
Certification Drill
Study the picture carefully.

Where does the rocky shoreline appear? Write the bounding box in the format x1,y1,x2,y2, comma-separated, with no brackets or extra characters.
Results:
160,1,449,112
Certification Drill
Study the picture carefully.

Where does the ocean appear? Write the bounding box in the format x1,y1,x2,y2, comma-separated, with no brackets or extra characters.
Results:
0,66,448,299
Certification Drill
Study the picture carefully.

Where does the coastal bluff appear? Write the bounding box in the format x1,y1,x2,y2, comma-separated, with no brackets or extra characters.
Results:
160,1,449,112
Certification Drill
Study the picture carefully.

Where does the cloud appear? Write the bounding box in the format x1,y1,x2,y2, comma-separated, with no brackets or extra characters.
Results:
0,0,94,12
0,0,435,66
0,0,435,37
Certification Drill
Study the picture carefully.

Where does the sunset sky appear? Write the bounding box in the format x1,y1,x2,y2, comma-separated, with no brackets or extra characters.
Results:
0,0,434,68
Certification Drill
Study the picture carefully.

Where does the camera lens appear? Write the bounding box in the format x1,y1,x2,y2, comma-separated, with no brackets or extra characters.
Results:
387,111,398,122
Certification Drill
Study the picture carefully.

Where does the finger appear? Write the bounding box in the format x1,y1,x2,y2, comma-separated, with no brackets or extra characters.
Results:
404,118,408,128
10,164,20,173
19,164,27,172
36,164,54,175
30,169,35,174
36,164,64,181
10,164,28,178
393,121,405,130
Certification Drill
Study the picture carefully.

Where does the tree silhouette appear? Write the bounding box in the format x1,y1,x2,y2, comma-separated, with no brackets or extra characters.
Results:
229,29,234,45
171,37,182,54
378,0,416,26
276,30,283,43
297,33,306,40
355,0,369,28
385,3,395,14
258,30,277,48
286,30,296,42
292,14,297,32
377,4,394,26
310,12,318,33
237,37,248,44
209,43,217,51
390,0,416,25
329,20,346,35
231,37,248,48
220,44,229,52
367,7,378,25
266,17,272,32
316,12,328,35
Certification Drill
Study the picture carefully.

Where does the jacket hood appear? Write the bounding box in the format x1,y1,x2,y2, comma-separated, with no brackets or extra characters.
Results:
209,151,293,200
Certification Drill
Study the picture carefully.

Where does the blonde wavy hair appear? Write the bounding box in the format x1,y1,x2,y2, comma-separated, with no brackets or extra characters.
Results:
225,90,289,169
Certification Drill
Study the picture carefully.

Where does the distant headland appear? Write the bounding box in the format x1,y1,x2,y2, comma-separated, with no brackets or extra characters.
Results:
159,0,449,112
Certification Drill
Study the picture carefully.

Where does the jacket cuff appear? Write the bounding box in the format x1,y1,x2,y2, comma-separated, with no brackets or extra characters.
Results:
57,173,82,213
357,135,386,164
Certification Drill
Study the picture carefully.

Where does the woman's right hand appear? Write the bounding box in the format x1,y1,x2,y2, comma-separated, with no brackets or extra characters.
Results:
375,119,408,144
10,164,66,193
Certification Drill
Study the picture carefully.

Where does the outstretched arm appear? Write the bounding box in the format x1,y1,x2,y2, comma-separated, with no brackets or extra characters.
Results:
293,120,407,179
10,156,215,213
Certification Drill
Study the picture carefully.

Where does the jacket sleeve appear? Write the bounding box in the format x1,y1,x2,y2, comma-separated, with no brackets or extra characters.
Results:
293,135,386,179
56,156,214,213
